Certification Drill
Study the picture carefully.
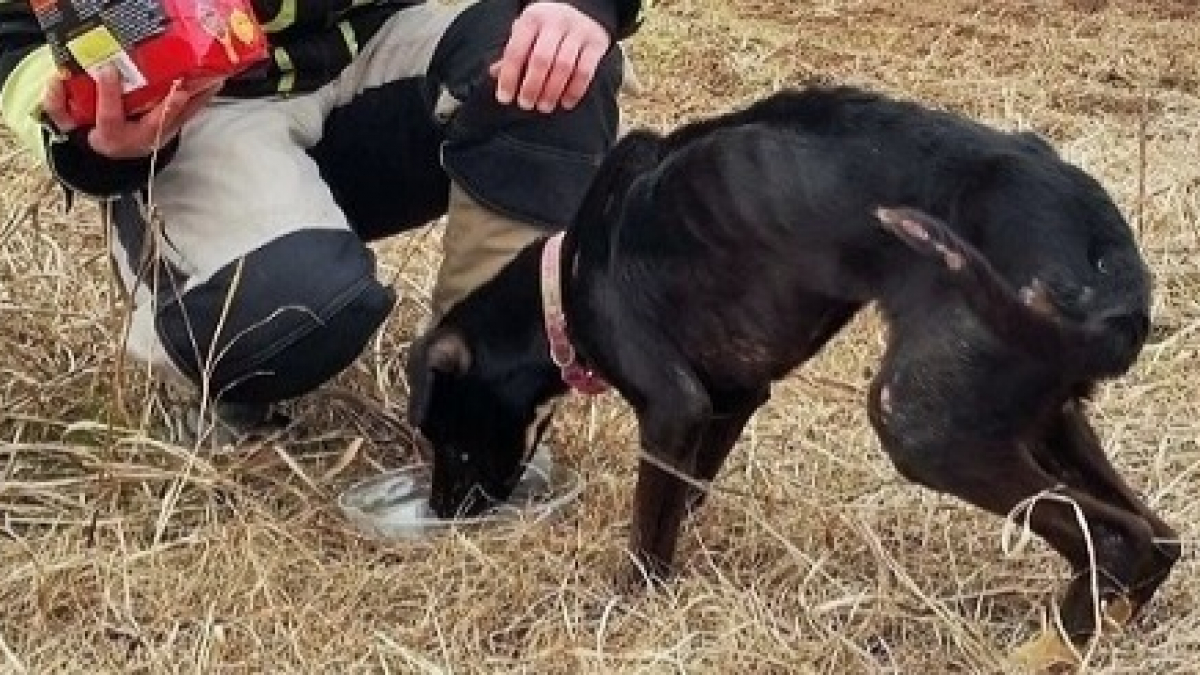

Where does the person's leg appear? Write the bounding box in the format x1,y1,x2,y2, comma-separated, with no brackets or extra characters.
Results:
114,0,629,444
431,0,627,316
307,0,628,319
113,97,396,444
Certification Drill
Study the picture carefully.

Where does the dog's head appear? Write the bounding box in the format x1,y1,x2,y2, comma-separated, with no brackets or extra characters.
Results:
405,251,568,518
405,131,666,519
406,326,564,517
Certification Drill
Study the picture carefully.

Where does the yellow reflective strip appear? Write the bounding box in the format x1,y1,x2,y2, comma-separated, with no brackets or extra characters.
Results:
337,20,358,58
0,46,56,162
638,0,654,25
273,46,295,93
261,0,297,33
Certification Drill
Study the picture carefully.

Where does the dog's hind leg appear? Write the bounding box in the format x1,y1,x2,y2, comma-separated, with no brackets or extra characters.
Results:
868,372,1157,654
1032,400,1180,621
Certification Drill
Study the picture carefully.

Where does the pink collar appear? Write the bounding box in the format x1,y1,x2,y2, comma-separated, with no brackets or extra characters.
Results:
540,232,608,395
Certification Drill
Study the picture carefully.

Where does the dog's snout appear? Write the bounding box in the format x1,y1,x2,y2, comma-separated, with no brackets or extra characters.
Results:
1082,308,1152,378
429,492,452,519
1101,308,1150,345
428,479,458,519
430,486,466,519
429,478,491,519
1129,311,1150,343
429,452,472,518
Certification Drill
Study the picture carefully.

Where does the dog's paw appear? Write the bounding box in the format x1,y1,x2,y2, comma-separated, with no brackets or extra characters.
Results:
1011,629,1081,674
1101,594,1135,630
1011,596,1134,673
607,547,677,596
611,563,667,596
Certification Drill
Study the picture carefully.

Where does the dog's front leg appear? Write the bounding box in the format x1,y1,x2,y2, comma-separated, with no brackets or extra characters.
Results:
625,363,712,582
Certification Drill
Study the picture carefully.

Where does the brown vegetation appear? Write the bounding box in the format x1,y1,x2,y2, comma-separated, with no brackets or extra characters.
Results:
1,0,1197,671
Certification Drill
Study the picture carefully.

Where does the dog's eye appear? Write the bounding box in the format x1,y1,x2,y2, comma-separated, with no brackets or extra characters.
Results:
1095,256,1110,274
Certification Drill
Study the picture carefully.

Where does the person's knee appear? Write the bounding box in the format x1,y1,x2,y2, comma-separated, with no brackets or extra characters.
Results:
154,229,396,404
429,2,626,227
431,14,625,151
437,50,626,226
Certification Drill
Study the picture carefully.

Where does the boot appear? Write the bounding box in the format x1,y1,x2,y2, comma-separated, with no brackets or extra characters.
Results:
430,182,547,321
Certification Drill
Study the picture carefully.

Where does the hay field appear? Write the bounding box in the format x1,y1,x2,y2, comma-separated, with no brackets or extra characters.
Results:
2,0,1198,672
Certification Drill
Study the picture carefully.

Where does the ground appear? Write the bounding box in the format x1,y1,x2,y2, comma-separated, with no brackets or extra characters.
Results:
1,0,1198,672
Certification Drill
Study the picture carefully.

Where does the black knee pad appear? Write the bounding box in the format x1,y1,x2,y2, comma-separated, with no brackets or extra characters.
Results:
156,229,396,404
430,0,625,228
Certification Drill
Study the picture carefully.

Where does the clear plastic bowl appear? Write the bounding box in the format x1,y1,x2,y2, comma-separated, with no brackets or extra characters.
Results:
337,447,584,541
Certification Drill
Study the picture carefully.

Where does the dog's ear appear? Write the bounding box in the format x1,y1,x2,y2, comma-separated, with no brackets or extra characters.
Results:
427,330,472,375
406,329,472,426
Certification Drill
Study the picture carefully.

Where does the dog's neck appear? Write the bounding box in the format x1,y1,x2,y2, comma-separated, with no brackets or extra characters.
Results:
539,232,608,395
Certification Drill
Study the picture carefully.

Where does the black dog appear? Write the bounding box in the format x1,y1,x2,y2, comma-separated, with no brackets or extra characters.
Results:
406,85,1179,652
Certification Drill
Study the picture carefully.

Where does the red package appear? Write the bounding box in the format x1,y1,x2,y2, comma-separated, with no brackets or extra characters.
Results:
30,0,269,127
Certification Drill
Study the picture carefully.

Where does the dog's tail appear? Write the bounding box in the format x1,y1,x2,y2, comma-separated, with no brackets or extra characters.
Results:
874,207,1145,381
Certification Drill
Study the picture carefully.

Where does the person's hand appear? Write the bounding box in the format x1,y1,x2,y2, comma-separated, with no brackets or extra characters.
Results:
491,2,611,113
42,65,224,159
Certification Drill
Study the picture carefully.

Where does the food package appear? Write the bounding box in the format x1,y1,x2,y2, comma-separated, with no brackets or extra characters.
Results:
30,0,268,126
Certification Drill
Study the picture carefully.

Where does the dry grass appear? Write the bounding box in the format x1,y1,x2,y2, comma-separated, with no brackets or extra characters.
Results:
2,0,1198,672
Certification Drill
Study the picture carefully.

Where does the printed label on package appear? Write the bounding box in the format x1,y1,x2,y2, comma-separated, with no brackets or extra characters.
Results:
32,0,169,89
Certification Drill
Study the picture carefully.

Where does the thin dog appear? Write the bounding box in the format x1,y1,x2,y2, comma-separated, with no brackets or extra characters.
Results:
406,85,1179,661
